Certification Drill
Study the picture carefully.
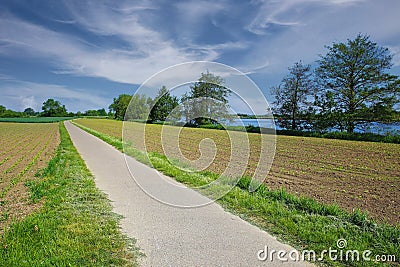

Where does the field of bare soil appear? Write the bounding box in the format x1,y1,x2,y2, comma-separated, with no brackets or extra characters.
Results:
0,122,60,232
75,119,399,225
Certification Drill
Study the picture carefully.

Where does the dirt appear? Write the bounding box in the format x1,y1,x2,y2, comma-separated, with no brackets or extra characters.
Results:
0,123,60,234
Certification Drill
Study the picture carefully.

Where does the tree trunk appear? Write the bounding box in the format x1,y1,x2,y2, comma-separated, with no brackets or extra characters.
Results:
291,85,298,131
346,121,355,133
291,115,296,131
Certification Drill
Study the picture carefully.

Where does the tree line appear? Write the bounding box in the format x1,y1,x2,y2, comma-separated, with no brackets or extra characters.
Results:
0,99,107,118
109,71,231,126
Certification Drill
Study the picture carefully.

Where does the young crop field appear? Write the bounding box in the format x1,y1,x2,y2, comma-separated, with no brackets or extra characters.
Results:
75,118,400,225
0,122,60,232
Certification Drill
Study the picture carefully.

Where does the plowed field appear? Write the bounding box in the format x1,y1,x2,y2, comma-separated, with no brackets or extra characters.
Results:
0,122,60,232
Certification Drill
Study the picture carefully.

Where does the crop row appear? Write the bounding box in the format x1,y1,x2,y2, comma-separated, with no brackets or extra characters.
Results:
0,122,60,231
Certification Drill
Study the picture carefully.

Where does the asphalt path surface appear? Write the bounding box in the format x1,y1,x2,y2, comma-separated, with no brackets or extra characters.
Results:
65,121,312,267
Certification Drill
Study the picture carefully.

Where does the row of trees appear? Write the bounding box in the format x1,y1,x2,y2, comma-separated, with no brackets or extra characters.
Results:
109,71,231,126
0,99,108,118
0,105,53,118
273,34,399,133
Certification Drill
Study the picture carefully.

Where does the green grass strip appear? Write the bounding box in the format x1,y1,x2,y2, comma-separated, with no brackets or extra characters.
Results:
73,121,400,267
0,123,141,266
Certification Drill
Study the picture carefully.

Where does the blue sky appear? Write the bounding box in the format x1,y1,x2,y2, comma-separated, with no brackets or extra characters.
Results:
1,0,399,112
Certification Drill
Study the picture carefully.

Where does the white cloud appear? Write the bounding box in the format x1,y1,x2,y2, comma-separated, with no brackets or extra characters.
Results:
20,96,38,110
0,8,230,85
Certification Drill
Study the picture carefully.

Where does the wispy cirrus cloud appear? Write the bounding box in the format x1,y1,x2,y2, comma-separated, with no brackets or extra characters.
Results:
0,1,244,85
240,0,400,77
0,13,189,84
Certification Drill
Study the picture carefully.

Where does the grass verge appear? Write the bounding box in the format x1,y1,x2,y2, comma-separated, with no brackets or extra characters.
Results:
73,121,400,267
0,122,141,266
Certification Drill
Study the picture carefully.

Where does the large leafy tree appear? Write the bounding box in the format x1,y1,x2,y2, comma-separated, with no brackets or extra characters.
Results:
109,94,132,120
149,86,179,122
41,99,67,117
23,107,36,116
272,61,315,130
182,71,231,126
316,34,399,132
111,94,151,121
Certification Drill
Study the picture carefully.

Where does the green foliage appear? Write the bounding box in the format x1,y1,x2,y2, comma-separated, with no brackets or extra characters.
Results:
125,94,152,121
23,107,36,116
0,105,25,118
84,108,107,116
272,61,315,130
181,71,232,126
109,94,132,120
148,86,179,122
0,123,140,266
316,34,400,132
0,109,23,118
110,94,151,121
41,99,68,117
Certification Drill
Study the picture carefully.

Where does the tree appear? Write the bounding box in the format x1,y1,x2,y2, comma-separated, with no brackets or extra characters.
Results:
110,94,151,120
182,71,231,126
125,94,151,120
109,94,132,120
0,105,5,115
149,86,179,122
316,34,400,132
97,108,107,116
41,99,67,117
313,91,346,132
23,107,35,116
272,61,315,130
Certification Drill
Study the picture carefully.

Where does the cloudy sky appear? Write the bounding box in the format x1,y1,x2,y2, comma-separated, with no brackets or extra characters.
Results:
1,0,399,112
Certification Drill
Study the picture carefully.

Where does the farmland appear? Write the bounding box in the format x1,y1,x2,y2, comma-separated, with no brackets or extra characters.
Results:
75,118,400,225
0,122,60,232
0,122,139,266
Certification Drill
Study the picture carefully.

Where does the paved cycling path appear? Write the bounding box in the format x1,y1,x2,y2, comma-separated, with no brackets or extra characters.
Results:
65,121,312,267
